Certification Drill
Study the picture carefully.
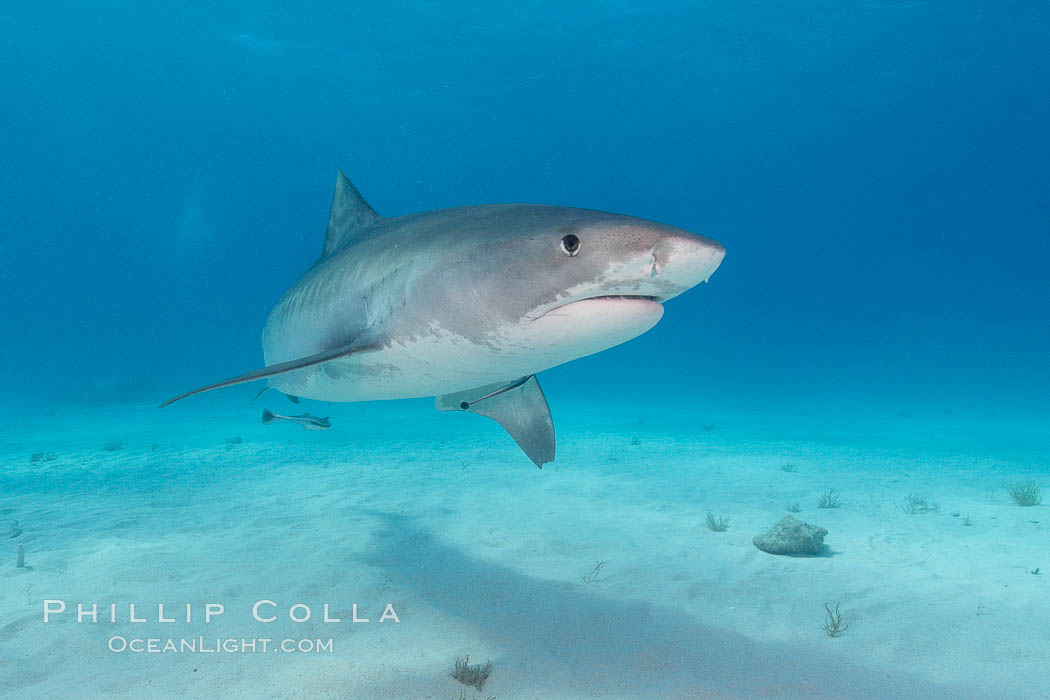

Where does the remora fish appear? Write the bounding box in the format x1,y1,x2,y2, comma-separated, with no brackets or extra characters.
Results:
261,409,330,430
162,172,725,466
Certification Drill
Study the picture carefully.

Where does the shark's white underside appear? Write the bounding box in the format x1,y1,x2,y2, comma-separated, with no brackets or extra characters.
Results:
267,296,664,402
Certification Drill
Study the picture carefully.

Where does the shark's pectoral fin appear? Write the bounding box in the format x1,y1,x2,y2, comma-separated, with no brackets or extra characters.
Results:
437,375,556,468
160,341,376,408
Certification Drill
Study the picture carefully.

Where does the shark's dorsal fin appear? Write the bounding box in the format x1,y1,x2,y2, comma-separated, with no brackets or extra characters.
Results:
322,171,380,257
436,375,556,468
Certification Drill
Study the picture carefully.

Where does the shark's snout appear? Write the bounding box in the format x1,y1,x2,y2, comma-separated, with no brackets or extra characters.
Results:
645,232,726,300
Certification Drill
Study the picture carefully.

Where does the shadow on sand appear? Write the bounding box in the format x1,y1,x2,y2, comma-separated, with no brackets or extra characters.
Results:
364,513,973,699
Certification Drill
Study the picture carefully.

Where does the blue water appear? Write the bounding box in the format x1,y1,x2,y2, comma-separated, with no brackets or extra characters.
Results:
4,2,1047,413
2,3,1049,698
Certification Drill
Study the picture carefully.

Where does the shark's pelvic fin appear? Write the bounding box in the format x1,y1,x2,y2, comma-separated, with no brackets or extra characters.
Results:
160,342,374,408
251,386,302,404
436,375,556,468
322,171,381,258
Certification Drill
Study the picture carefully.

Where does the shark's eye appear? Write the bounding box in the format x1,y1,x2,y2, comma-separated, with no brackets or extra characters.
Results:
560,234,581,257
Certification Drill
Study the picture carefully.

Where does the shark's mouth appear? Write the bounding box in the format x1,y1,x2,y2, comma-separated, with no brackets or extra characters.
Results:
533,294,663,321
586,294,660,303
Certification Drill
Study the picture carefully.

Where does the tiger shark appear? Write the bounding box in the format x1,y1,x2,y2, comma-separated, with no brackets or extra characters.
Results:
162,172,725,466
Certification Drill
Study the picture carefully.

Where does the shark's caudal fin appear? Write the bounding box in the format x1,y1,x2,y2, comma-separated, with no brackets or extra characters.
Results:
159,341,375,408
321,171,381,258
262,409,275,424
436,375,556,468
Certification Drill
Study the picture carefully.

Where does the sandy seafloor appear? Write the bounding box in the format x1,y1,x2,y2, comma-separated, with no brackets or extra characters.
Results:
1,390,1047,699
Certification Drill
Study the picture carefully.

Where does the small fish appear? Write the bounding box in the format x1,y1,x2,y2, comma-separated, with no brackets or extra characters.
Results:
261,409,330,430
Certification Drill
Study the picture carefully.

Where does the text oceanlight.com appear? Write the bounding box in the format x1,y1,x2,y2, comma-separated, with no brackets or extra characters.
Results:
107,637,335,654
